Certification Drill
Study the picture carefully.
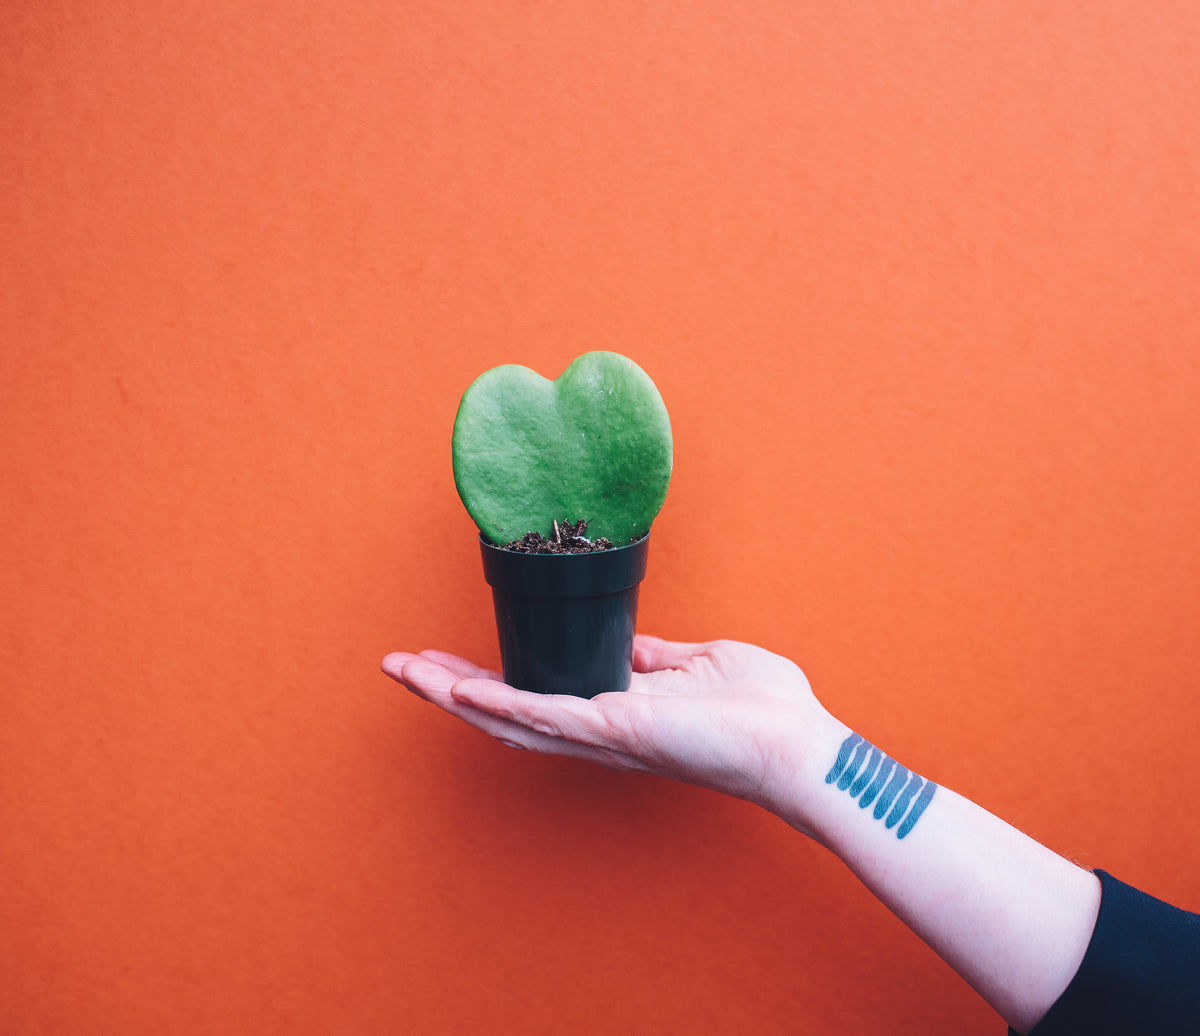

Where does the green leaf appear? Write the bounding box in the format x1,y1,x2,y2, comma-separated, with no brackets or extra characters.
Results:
452,352,673,546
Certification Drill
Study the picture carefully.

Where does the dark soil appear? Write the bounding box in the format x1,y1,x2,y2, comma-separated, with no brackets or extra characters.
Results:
502,519,615,554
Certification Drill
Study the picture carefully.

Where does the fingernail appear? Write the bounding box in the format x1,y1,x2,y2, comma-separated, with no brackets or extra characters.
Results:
497,738,525,751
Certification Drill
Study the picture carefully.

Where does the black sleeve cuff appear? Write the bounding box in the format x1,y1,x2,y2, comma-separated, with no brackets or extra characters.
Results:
1011,869,1200,1035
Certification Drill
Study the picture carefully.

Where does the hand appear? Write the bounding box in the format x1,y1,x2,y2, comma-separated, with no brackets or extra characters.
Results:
381,635,837,818
383,638,1106,1032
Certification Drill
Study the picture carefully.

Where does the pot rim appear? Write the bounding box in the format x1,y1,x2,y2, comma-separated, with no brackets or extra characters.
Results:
479,531,650,598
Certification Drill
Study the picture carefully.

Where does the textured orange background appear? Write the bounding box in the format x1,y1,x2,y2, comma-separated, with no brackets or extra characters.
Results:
3,2,1199,1032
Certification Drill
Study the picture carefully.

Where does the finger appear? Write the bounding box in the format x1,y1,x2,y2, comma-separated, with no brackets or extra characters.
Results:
451,679,636,754
632,634,708,673
382,651,418,675
442,695,557,751
381,652,423,690
389,659,645,770
418,649,502,682
387,655,462,706
388,660,559,749
450,678,596,739
453,680,648,771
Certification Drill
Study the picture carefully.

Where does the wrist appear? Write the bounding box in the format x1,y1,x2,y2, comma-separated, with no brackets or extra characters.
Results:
755,706,854,843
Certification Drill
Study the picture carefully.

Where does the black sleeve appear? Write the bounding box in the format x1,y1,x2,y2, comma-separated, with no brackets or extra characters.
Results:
1009,869,1200,1036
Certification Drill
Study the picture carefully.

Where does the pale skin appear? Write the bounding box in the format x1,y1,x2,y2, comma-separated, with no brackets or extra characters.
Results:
381,635,1100,1035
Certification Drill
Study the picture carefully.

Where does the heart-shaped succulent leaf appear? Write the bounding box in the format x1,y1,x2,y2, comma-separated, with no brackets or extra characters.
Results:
452,351,672,546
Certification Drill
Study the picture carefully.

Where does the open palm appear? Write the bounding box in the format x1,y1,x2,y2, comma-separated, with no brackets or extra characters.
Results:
382,635,832,813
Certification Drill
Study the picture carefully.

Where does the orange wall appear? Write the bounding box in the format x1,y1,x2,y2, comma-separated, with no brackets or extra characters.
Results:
3,3,1199,1032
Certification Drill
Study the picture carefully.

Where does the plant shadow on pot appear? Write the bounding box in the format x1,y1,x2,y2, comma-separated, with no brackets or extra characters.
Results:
479,534,650,698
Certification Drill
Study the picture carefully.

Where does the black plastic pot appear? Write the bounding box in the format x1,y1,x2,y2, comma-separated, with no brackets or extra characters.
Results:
479,534,650,698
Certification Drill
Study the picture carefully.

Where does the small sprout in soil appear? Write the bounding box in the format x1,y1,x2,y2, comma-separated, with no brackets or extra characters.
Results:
502,519,615,554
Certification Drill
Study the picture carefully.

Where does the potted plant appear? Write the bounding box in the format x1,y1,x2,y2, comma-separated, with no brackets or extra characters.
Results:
452,351,672,697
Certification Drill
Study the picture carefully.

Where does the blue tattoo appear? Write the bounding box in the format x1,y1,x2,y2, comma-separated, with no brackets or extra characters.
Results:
858,756,895,808
825,733,862,785
873,764,909,820
824,734,937,840
848,746,882,796
896,779,936,839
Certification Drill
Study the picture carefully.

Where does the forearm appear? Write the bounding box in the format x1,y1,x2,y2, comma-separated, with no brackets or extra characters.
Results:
385,638,1103,1032
763,713,1101,1034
